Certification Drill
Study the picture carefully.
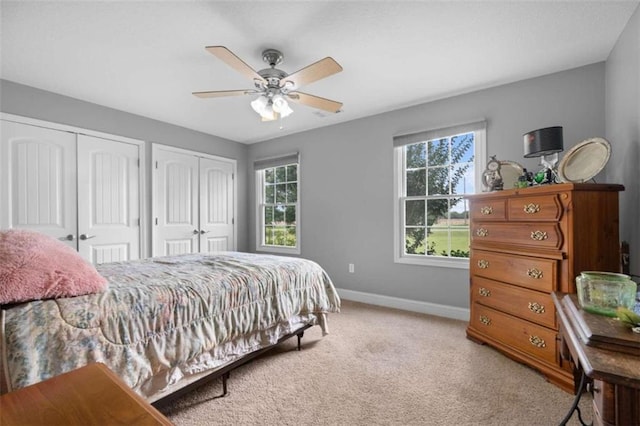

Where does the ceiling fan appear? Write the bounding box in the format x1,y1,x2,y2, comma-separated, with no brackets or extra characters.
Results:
193,46,343,121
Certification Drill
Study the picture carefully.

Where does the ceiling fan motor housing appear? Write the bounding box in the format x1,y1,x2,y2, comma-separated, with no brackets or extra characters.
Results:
257,67,288,90
256,49,288,90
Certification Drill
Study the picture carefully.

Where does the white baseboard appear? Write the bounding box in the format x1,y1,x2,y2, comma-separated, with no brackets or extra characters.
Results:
336,288,470,322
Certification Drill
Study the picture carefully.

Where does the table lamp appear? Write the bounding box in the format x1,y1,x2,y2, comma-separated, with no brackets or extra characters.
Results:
523,126,564,183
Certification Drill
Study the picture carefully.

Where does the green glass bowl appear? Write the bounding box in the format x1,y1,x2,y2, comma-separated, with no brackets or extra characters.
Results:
576,271,637,317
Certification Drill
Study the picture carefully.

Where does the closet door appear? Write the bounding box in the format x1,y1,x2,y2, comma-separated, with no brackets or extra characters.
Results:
0,120,77,248
199,157,234,252
153,147,199,256
153,144,236,256
77,134,141,263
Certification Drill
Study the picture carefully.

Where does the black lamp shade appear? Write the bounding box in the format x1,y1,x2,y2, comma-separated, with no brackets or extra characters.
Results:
523,126,564,158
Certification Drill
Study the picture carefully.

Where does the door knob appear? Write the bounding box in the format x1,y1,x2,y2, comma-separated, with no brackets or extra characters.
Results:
200,230,210,234
59,234,75,241
193,229,199,235
79,234,96,240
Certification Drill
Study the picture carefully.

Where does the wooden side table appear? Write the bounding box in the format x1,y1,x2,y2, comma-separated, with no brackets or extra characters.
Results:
0,363,173,426
553,292,640,426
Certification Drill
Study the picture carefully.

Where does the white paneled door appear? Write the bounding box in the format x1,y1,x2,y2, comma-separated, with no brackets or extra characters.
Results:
0,120,77,248
153,145,235,256
200,157,234,253
1,118,142,263
153,148,199,256
77,134,140,263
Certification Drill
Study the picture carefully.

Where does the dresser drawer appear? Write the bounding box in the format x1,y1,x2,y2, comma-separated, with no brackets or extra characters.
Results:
471,222,563,250
507,195,563,222
470,199,506,221
471,304,557,364
471,249,558,292
471,276,556,329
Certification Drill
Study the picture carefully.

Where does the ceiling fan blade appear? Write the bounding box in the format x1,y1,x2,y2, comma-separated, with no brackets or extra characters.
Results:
192,89,254,98
205,46,266,84
287,92,343,113
281,57,342,89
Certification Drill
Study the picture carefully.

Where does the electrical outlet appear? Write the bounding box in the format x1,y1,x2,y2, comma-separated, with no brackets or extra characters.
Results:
348,263,355,273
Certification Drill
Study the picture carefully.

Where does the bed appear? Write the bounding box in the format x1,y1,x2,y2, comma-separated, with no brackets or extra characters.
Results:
0,230,340,405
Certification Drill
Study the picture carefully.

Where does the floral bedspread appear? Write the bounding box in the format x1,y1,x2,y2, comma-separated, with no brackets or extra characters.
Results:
1,252,340,401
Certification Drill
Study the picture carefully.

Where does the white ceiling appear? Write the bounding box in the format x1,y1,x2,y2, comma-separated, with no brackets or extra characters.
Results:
1,1,638,144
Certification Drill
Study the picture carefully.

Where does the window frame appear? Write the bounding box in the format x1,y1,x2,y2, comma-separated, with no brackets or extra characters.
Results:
255,158,301,255
393,122,486,269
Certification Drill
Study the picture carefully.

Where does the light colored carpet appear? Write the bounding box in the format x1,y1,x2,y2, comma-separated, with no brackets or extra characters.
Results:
160,300,591,425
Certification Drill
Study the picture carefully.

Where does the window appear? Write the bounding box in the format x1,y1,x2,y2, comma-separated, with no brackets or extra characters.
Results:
393,121,486,268
255,153,300,254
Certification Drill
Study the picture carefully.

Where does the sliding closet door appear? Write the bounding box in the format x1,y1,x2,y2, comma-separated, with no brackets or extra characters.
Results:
153,147,199,256
0,120,77,248
77,134,141,263
199,157,234,252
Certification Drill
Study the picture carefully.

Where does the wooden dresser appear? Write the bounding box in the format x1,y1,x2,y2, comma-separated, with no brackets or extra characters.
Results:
465,183,624,392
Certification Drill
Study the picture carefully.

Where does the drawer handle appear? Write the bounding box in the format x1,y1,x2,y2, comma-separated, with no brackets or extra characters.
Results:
530,230,548,241
478,287,491,297
527,268,543,279
479,315,491,326
523,203,540,214
476,228,488,237
529,335,546,348
477,259,489,269
480,206,493,215
528,302,546,314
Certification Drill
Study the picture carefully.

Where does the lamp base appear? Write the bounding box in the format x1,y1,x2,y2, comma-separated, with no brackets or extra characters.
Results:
540,152,559,170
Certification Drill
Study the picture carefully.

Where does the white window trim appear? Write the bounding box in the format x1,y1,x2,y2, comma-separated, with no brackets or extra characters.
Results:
255,162,301,255
393,125,486,269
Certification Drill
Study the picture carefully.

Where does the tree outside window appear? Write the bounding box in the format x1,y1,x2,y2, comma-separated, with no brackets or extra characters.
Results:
402,132,475,259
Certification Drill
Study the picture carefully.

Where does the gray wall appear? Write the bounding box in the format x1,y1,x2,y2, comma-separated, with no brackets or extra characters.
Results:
248,63,607,309
606,4,640,280
0,80,250,252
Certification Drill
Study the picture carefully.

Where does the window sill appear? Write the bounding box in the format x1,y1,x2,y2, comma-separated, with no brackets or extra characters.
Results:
395,255,469,269
256,245,301,256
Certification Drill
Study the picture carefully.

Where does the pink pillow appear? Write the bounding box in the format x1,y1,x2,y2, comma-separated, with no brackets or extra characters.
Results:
0,229,108,304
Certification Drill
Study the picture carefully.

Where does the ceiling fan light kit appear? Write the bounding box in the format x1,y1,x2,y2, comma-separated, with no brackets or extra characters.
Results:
250,95,271,119
272,94,293,116
250,93,292,121
193,46,343,122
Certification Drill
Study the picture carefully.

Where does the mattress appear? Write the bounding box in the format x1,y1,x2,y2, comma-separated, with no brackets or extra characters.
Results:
1,252,340,401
